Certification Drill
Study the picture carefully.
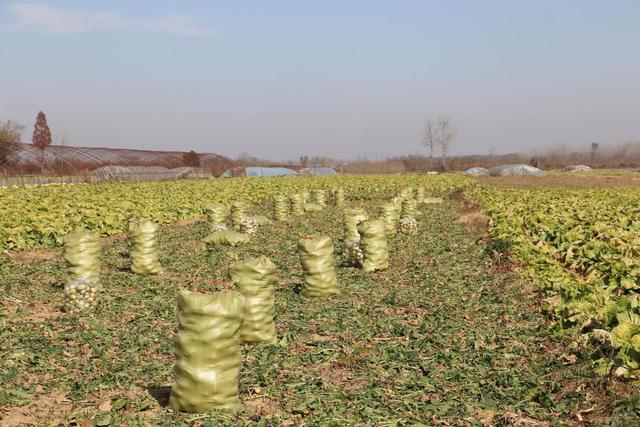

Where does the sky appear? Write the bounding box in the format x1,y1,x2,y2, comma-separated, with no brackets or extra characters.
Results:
1,0,639,161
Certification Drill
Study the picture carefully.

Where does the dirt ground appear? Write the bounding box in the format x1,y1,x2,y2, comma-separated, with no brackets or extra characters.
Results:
476,170,640,189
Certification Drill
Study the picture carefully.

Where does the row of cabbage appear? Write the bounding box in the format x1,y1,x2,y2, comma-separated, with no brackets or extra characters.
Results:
0,174,471,251
480,187,640,376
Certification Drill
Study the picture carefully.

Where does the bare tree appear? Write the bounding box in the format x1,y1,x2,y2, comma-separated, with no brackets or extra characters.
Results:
436,115,456,170
422,118,436,170
0,120,24,166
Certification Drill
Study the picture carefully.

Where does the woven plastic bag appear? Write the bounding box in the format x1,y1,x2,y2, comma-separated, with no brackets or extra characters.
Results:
304,203,323,213
128,219,163,275
230,201,248,230
298,235,340,297
204,203,228,230
204,231,250,247
379,202,398,237
312,189,326,207
334,187,345,207
358,220,389,272
169,290,246,413
401,198,418,220
273,195,289,221
63,231,101,282
290,194,305,216
231,256,278,344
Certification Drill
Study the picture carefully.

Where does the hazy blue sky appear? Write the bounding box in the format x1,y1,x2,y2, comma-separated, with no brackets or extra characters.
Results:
1,1,639,160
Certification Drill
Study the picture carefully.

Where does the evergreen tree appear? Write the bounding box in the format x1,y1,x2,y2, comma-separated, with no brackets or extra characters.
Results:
32,111,52,150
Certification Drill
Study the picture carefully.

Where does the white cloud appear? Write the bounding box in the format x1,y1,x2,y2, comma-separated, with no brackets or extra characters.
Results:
6,2,212,37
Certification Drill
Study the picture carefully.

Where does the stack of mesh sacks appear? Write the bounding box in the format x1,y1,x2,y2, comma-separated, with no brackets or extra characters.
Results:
231,256,278,344
290,194,305,216
205,203,229,231
343,208,368,267
273,195,289,221
358,219,389,272
298,235,340,297
63,231,101,314
128,219,164,275
169,290,245,413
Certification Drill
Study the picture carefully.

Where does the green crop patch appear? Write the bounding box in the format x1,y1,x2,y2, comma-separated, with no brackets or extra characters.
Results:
0,176,638,425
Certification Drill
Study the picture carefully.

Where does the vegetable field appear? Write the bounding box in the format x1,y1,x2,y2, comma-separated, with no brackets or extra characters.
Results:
1,174,640,425
483,188,640,377
0,175,468,251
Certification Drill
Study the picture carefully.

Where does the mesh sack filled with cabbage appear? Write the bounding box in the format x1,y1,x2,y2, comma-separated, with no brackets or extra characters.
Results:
203,231,250,247
204,203,228,230
358,219,389,272
63,276,101,314
304,203,323,213
379,202,398,237
399,217,418,235
333,187,346,207
422,196,444,204
169,290,246,413
400,187,414,200
312,189,327,207
251,215,273,226
297,235,340,297
231,256,278,344
230,201,248,230
347,241,364,267
391,196,403,212
273,195,289,221
401,198,418,220
128,219,164,275
239,216,259,235
290,194,305,216
63,231,101,282
343,208,368,266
